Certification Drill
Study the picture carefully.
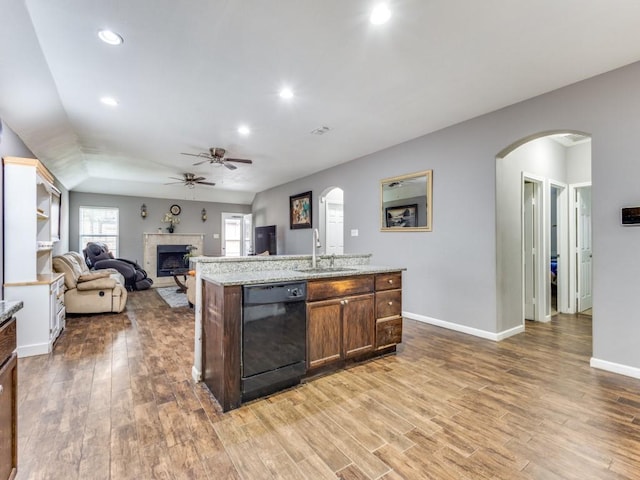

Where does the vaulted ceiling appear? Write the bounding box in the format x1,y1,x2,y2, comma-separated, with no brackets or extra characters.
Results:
2,1,640,204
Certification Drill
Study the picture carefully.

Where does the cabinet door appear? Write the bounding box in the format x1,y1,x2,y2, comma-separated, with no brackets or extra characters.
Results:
342,293,375,358
307,299,342,369
0,353,18,480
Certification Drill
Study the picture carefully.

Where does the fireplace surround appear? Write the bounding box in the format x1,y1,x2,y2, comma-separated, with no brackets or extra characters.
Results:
143,233,204,287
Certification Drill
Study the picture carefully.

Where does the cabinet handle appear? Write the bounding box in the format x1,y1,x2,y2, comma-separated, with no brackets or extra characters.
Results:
388,301,393,306
342,299,349,305
388,279,393,284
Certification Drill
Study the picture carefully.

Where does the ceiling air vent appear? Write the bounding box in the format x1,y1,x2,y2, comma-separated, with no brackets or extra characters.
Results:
310,126,331,135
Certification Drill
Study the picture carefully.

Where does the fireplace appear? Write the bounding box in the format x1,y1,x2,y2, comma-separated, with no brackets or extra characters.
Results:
157,244,189,277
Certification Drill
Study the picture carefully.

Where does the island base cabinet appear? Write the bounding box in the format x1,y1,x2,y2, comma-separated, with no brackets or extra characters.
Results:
307,300,342,369
376,318,403,349
202,280,241,412
306,289,375,370
0,316,18,480
342,294,375,358
0,354,17,480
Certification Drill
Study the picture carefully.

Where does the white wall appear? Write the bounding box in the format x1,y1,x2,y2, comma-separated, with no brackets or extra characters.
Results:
567,142,592,184
253,60,640,374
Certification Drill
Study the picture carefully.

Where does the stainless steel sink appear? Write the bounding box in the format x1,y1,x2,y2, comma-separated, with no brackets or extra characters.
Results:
295,267,356,274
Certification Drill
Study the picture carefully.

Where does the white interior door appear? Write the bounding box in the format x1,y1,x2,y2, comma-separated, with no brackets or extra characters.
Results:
326,201,344,254
524,182,536,320
577,187,592,312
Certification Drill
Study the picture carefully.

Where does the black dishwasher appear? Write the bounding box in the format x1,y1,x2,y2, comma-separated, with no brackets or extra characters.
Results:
242,281,307,401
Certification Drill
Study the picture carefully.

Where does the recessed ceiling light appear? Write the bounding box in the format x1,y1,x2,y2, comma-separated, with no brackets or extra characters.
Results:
279,88,294,99
370,4,391,25
238,125,250,135
98,29,124,45
100,96,118,106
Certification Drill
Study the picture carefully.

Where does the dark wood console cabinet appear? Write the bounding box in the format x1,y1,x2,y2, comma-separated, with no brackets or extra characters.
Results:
0,317,18,480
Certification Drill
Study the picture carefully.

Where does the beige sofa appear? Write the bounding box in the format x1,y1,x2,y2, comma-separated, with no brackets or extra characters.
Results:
53,252,128,314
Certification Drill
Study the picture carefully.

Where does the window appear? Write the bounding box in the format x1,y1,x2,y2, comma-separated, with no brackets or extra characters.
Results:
79,206,119,256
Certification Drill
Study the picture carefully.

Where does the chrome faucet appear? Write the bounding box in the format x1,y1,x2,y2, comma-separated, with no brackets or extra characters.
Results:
312,228,321,268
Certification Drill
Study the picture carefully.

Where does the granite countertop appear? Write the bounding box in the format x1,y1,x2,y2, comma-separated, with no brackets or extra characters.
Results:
0,300,23,327
201,265,405,286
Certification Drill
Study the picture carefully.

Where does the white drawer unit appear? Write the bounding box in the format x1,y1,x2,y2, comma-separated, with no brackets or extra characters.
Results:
4,273,65,357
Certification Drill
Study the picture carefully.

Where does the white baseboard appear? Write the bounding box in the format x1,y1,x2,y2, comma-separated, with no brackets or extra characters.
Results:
590,357,640,379
403,311,524,342
18,342,50,358
192,365,202,383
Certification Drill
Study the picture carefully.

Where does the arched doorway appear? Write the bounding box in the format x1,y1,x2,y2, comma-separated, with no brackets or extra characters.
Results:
496,131,591,330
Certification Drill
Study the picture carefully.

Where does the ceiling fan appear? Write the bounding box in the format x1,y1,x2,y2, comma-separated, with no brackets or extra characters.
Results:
165,173,216,188
180,147,253,170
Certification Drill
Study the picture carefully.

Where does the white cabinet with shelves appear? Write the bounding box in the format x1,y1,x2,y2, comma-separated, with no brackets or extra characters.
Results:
2,157,65,357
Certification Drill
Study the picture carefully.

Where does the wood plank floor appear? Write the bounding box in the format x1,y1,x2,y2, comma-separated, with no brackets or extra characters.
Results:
15,290,640,479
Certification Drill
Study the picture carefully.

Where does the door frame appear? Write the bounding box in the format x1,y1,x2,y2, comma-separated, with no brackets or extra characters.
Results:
522,173,546,323
220,212,252,257
569,182,592,313
549,180,569,318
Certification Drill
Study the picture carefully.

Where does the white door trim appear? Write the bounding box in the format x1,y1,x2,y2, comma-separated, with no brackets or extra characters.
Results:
522,173,546,324
549,180,569,317
568,182,592,313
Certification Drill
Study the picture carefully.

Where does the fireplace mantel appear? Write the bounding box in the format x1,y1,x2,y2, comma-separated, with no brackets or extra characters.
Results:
143,233,204,287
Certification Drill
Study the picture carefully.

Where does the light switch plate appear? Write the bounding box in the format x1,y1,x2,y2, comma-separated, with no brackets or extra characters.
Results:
351,229,359,237
213,233,220,239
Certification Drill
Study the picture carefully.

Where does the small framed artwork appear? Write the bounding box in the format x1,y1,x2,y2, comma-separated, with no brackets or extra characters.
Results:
385,204,418,228
290,191,312,229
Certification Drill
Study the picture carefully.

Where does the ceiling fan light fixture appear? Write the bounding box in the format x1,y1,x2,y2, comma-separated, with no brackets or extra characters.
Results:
98,29,124,45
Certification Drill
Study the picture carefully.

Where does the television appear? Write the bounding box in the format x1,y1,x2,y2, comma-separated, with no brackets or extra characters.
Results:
254,225,276,255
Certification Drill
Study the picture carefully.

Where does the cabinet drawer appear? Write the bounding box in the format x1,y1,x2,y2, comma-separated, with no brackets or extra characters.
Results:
375,272,402,291
307,275,374,301
0,318,17,366
376,317,402,349
376,289,401,319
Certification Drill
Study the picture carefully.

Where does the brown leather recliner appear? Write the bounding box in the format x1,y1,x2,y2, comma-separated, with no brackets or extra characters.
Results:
53,252,128,314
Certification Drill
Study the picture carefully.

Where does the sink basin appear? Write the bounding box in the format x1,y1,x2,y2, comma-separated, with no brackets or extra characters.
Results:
295,267,356,274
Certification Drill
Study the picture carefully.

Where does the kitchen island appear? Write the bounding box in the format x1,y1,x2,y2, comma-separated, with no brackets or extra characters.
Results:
190,255,404,411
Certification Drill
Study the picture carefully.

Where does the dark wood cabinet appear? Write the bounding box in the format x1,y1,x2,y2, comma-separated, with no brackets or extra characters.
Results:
201,270,403,411
375,272,403,350
342,293,375,358
307,276,375,370
307,299,342,368
0,317,17,480
202,280,242,412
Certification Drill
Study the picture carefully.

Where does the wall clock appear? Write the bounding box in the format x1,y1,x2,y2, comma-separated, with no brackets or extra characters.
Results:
170,204,181,215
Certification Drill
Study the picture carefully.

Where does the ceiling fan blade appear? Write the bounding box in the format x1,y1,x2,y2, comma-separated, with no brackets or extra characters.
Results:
196,181,216,186
168,176,185,181
180,152,206,158
223,162,238,170
192,159,211,166
164,181,185,185
192,176,207,182
225,158,253,164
